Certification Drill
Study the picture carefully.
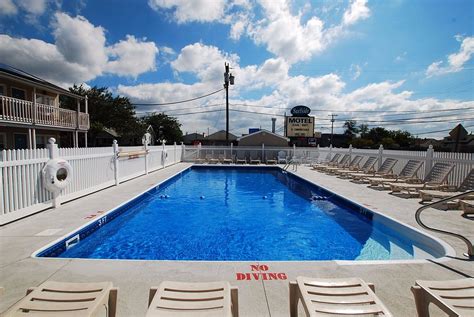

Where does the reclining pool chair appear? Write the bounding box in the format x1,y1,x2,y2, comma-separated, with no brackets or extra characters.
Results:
311,153,341,171
289,277,392,316
367,160,423,188
325,155,363,175
348,158,398,182
318,154,351,173
3,281,118,316
411,278,474,316
418,169,474,203
459,199,474,215
336,156,378,178
388,162,455,197
146,281,238,317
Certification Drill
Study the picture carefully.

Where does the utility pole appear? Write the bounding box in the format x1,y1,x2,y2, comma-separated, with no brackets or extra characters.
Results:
329,114,338,146
224,63,235,145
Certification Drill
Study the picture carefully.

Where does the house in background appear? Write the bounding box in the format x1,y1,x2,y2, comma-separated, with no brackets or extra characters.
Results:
183,132,205,145
0,64,89,150
203,130,238,145
237,129,289,146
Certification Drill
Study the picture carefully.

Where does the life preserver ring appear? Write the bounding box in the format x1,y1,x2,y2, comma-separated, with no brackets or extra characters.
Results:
42,159,73,192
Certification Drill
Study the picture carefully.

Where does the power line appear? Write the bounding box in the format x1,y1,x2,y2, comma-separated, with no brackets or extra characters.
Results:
131,88,224,106
416,124,474,136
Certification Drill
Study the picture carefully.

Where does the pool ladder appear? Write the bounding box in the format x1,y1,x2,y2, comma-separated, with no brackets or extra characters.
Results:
283,158,298,171
415,190,473,258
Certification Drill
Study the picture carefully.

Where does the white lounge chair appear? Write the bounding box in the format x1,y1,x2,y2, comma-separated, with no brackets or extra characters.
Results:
146,281,238,317
349,158,398,182
290,277,392,316
311,153,341,170
367,160,423,188
3,281,118,316
325,155,363,174
277,151,289,164
419,169,474,203
337,156,378,178
388,162,455,196
319,154,351,172
411,278,474,317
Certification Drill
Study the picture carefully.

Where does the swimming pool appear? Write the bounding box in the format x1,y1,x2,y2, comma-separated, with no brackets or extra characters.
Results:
36,166,448,261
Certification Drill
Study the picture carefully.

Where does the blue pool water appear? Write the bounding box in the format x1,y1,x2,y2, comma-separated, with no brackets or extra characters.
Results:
51,167,421,260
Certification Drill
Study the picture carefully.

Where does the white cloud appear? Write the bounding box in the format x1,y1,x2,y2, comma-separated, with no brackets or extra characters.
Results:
148,0,226,23
117,43,472,138
426,36,474,77
0,13,159,87
350,64,362,80
171,43,239,83
52,12,108,76
147,0,371,64
0,0,17,15
106,35,159,77
343,0,370,26
161,46,176,55
16,0,48,15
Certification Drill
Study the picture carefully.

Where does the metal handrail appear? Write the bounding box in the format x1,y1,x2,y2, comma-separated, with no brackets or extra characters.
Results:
415,190,474,258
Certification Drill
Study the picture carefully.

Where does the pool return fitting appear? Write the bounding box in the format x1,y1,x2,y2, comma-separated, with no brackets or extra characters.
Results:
415,190,474,259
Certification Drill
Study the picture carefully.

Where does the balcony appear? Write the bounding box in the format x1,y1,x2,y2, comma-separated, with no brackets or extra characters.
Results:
0,96,89,130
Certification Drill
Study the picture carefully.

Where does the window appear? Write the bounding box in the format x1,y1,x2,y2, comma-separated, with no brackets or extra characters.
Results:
0,84,5,96
36,93,55,106
36,135,55,149
11,87,26,100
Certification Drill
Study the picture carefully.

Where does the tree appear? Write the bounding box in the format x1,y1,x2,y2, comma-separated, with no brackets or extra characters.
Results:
358,124,369,138
367,127,391,144
343,120,359,139
61,85,156,145
141,112,183,144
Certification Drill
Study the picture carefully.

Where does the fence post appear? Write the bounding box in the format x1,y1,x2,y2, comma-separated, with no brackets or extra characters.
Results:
181,142,185,162
47,138,60,208
293,143,296,158
262,143,265,162
378,144,384,169
329,144,333,159
198,142,201,161
113,140,119,186
230,143,233,159
144,142,149,175
162,140,166,168
425,145,434,177
174,142,177,164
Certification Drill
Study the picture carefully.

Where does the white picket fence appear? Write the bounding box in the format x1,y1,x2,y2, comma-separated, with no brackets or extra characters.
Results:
0,140,183,225
183,144,474,187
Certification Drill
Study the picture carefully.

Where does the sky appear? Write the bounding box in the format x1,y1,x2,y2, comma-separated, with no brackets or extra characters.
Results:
0,0,473,138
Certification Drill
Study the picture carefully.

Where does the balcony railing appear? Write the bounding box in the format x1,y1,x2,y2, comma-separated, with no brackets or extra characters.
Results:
0,96,89,130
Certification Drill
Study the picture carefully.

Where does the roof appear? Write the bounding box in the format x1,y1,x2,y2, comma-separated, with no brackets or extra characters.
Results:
237,129,289,141
206,130,238,141
0,63,83,99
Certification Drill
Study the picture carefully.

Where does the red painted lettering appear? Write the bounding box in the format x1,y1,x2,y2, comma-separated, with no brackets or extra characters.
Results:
250,265,259,271
236,273,247,280
277,273,287,280
252,273,260,280
269,273,278,280
245,273,251,280
260,265,269,271
261,273,268,280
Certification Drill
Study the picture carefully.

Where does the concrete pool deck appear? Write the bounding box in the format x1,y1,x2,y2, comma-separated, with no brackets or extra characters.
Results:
0,163,472,316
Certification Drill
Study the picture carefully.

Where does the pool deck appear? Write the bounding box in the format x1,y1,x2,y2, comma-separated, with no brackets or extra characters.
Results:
1,163,472,316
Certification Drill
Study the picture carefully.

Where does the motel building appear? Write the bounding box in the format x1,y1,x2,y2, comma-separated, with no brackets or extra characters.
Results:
0,64,89,150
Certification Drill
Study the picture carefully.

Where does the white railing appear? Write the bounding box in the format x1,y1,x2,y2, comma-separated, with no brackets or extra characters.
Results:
183,144,474,186
0,96,89,130
0,140,184,225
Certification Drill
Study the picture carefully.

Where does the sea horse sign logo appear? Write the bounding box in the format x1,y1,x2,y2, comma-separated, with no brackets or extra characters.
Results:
290,105,311,116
